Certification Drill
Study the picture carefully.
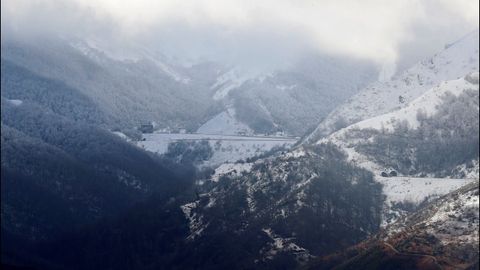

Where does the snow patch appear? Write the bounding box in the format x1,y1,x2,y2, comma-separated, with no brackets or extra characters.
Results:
211,162,253,182
211,68,261,100
180,201,208,240
378,176,475,226
260,228,314,262
453,159,480,179
111,131,130,141
378,177,474,205
197,108,253,135
7,99,23,106
284,149,306,158
275,84,297,91
425,183,479,245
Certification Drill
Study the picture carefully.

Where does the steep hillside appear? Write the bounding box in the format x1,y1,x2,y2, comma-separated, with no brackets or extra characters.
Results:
30,144,383,270
1,59,109,126
320,72,479,178
306,180,479,270
307,30,479,142
2,36,378,136
217,54,378,135
0,98,195,267
174,143,384,269
2,27,477,270
1,38,217,131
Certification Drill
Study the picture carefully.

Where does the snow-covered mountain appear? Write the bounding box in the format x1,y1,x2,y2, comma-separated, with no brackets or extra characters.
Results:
386,180,479,248
0,95,193,246
308,71,479,225
2,26,478,270
179,143,383,267
172,62,480,267
183,33,480,255
318,72,479,178
2,35,379,137
307,180,479,270
70,38,193,84
210,67,263,101
1,37,218,133
306,30,479,142
214,54,378,135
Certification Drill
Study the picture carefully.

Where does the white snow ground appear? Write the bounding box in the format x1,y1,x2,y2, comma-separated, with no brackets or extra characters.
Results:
377,176,473,205
6,99,23,106
111,131,130,141
137,133,297,167
197,108,253,135
211,68,266,101
378,176,475,227
425,182,479,245
211,162,254,182
260,228,313,262
319,73,479,176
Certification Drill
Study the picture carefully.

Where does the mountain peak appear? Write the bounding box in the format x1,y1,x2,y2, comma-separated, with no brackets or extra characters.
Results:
304,30,479,143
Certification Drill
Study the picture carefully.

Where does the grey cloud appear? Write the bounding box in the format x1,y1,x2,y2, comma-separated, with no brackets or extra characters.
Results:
1,0,478,73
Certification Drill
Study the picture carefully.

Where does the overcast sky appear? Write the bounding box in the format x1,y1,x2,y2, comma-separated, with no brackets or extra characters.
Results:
2,0,479,72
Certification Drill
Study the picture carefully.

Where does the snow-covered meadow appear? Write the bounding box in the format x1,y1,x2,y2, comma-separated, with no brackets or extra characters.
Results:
377,176,476,226
377,176,474,205
136,133,298,167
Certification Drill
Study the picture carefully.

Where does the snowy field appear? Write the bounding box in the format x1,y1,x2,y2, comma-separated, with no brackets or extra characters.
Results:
137,133,298,167
377,176,475,204
377,176,476,226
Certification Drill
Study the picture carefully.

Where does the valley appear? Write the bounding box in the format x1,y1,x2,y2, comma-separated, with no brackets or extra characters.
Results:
1,2,479,269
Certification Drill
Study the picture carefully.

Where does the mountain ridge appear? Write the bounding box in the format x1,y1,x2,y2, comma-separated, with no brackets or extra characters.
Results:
305,29,479,143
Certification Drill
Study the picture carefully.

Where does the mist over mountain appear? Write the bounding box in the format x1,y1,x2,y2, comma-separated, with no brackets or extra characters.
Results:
1,1,479,270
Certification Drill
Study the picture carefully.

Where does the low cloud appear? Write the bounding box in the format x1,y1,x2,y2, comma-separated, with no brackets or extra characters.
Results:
2,0,478,71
